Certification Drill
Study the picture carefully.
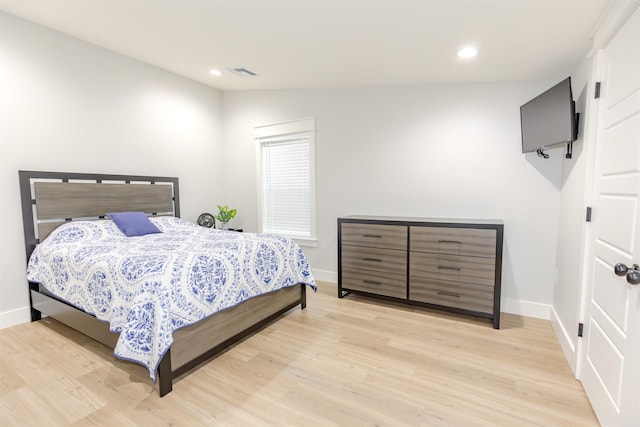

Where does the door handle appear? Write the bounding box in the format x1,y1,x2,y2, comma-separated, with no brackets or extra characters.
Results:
614,263,640,285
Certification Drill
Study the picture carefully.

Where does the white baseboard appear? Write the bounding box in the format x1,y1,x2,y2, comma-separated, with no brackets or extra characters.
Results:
550,306,577,375
501,297,551,320
0,306,31,330
312,268,337,284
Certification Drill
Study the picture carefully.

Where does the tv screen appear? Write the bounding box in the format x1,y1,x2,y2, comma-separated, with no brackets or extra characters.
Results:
520,77,577,154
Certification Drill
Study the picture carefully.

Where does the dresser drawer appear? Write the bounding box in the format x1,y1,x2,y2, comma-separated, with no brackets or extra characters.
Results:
409,252,495,287
342,268,406,299
410,226,496,257
342,245,407,275
341,223,407,250
409,277,494,314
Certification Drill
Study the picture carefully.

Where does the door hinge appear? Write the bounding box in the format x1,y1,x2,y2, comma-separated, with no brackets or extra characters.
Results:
586,207,592,222
595,82,601,99
578,322,584,337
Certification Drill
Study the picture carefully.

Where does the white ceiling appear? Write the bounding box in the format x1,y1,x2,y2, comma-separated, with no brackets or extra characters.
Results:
0,0,612,91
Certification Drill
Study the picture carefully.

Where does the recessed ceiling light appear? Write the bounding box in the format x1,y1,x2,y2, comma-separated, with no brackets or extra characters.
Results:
209,69,222,76
457,47,478,59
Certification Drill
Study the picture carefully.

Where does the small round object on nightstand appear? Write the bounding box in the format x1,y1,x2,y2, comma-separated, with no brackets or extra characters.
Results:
197,213,215,228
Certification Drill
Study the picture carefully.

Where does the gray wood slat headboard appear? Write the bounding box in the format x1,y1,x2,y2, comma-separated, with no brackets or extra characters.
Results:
19,171,180,261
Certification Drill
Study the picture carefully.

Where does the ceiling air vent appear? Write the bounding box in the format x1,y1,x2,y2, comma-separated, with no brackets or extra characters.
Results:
228,67,257,77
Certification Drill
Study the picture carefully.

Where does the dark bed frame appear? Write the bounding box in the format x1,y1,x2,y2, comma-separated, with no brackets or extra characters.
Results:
19,170,307,396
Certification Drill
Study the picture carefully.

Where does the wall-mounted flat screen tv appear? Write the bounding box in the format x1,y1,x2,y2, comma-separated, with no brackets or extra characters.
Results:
520,77,577,154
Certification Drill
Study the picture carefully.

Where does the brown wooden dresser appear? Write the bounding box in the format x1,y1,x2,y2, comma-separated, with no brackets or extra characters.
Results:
338,216,504,328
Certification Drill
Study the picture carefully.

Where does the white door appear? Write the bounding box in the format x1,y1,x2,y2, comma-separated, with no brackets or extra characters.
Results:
579,7,640,426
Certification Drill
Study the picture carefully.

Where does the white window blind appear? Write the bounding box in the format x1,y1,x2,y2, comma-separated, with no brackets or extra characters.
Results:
256,118,316,243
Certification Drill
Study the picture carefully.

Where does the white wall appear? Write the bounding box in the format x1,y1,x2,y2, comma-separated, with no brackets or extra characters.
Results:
0,13,225,328
222,82,565,317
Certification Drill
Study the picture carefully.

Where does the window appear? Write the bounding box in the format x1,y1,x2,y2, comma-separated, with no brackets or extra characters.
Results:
256,117,316,245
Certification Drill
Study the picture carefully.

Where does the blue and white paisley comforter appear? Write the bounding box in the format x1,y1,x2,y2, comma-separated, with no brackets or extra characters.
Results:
26,217,316,380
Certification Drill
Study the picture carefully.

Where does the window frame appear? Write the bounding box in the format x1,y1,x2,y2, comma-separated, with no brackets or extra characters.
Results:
255,117,317,247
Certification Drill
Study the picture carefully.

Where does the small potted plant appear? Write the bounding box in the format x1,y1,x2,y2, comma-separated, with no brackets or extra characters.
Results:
214,205,237,230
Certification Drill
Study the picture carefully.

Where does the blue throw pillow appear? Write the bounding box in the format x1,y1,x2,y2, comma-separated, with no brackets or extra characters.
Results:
107,212,161,237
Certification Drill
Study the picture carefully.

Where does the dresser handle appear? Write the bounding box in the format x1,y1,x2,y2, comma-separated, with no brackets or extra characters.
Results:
438,240,462,244
438,266,461,271
437,291,461,298
363,234,382,238
363,280,382,285
363,258,382,262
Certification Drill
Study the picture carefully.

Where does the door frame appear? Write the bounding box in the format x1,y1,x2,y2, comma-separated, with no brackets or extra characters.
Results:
574,0,640,421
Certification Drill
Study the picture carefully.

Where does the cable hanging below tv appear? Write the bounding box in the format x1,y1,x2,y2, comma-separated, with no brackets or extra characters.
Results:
520,77,579,159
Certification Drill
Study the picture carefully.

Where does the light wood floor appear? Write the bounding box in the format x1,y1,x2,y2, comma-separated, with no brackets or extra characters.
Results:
0,282,597,426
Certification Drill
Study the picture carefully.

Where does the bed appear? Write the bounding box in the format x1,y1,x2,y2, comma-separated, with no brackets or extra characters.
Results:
19,170,316,396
